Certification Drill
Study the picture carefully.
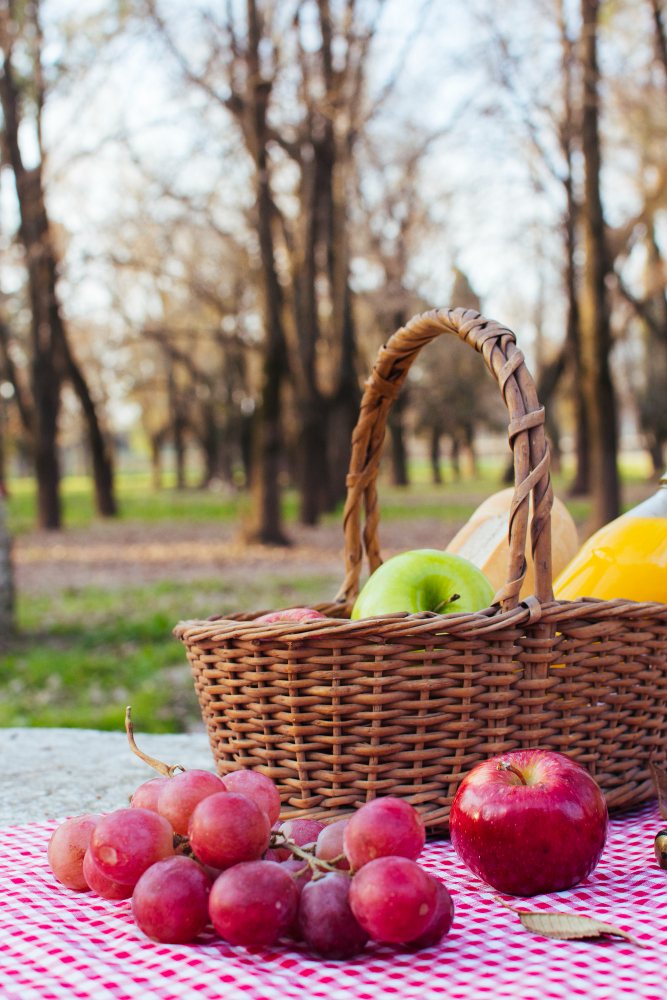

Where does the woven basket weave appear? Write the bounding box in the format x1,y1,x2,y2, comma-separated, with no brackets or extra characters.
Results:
175,307,667,830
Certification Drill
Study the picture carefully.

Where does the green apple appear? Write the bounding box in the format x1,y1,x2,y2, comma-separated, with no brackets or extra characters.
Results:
351,549,494,619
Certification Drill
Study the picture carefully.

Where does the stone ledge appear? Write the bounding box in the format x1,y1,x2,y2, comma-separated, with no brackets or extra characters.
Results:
0,727,214,826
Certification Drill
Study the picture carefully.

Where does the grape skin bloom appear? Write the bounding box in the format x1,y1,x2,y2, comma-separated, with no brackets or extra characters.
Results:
132,856,212,944
47,814,101,892
208,861,298,947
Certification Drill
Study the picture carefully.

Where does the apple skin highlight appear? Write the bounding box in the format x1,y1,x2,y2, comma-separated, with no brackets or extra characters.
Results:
449,749,608,897
351,549,494,619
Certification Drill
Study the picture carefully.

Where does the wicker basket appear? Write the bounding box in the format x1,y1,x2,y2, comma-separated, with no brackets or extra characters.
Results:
175,308,667,831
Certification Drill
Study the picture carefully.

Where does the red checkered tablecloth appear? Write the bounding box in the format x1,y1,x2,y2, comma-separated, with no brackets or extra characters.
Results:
0,801,664,1000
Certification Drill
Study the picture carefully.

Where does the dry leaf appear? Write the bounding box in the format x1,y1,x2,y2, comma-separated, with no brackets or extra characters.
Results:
654,830,667,870
649,760,667,820
496,898,646,947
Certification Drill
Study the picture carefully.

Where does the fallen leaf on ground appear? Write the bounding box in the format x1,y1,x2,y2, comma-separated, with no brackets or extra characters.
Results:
495,898,647,947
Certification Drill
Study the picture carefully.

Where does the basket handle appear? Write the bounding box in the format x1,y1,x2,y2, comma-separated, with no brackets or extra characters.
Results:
334,307,554,612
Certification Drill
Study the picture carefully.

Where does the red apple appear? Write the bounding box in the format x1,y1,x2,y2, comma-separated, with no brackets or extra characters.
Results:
449,749,608,897
253,608,327,624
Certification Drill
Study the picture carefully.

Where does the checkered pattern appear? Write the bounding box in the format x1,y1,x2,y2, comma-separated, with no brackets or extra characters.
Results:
0,802,664,1000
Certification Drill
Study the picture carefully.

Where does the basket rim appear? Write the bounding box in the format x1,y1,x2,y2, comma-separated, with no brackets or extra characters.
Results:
174,595,667,644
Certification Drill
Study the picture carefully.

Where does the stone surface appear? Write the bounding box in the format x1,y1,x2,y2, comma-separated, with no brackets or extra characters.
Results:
0,728,214,826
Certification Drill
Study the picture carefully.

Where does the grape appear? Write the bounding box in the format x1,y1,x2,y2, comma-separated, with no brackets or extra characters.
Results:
208,860,298,947
279,818,325,847
131,777,169,812
47,814,101,891
132,856,211,943
83,850,134,901
299,872,369,959
263,848,279,862
202,863,224,882
315,819,350,870
222,770,281,826
157,769,225,835
344,797,425,869
188,792,270,869
89,808,174,885
408,877,454,949
279,857,312,894
349,856,437,943
175,839,222,882
280,858,313,940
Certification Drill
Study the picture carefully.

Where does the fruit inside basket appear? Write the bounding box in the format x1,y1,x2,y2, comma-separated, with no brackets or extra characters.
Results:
175,307,667,831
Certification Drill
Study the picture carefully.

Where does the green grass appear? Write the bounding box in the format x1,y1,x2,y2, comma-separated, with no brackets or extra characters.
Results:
0,573,339,732
6,453,655,535
1,456,657,732
5,474,252,534
0,466,559,534
6,471,487,534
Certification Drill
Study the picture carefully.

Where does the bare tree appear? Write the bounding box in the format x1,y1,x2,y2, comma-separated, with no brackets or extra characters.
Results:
146,1,404,533
610,1,667,475
482,0,592,495
0,2,117,527
556,0,589,494
579,0,620,528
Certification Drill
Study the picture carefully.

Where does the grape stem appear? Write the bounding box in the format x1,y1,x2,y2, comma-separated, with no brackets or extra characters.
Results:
270,833,350,878
125,706,186,778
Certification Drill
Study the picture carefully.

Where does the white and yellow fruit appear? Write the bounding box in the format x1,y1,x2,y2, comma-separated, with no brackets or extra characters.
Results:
445,487,578,600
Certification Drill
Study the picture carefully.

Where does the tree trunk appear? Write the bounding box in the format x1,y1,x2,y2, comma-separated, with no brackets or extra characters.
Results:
0,318,34,436
165,361,187,490
388,390,409,486
243,0,289,545
1,14,111,523
387,298,409,484
57,328,117,516
0,499,13,637
32,302,62,530
327,142,359,512
0,25,61,529
174,417,186,489
547,418,562,474
198,405,221,488
450,436,460,480
556,0,590,497
565,165,590,497
579,0,619,529
0,414,6,498
466,430,477,478
249,335,287,543
247,170,289,542
649,438,664,477
299,397,329,525
151,435,163,491
240,412,253,488
292,110,329,524
326,306,360,511
569,403,591,495
431,427,442,484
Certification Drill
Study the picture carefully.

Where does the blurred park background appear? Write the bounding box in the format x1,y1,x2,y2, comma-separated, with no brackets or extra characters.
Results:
0,0,665,733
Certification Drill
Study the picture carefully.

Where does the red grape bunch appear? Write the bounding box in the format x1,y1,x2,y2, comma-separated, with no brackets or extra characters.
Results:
47,708,454,958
